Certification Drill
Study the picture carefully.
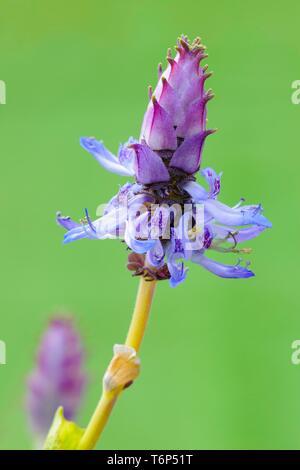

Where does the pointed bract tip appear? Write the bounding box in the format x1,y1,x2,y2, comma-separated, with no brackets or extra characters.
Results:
200,128,217,138
204,90,215,102
167,56,175,66
158,63,163,78
128,143,137,150
204,71,213,80
179,37,190,52
200,53,209,61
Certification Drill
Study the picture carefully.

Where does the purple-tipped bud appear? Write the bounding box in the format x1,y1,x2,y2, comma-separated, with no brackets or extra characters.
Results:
26,316,86,443
140,36,213,165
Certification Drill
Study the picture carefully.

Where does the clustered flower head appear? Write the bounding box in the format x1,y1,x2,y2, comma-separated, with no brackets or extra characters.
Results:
57,35,271,287
26,317,86,442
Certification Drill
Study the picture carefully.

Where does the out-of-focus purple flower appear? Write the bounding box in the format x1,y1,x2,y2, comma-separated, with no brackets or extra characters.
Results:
57,35,271,287
26,317,86,443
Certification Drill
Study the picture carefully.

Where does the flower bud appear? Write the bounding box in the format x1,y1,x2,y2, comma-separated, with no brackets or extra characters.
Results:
103,344,140,393
140,36,211,150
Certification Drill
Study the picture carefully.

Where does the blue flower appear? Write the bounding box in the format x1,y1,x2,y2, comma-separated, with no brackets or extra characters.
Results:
57,36,271,287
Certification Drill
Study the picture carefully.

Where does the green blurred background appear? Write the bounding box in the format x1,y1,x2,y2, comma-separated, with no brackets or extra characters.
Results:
0,0,299,450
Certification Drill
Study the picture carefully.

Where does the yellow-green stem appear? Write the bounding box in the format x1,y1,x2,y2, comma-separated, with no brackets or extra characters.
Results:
78,276,156,450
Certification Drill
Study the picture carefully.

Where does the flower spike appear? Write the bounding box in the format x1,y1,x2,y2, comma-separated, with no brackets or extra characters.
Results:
58,35,271,287
27,316,86,444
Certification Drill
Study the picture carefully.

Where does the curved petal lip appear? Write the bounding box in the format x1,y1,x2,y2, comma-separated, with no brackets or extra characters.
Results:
192,253,255,279
80,137,134,177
